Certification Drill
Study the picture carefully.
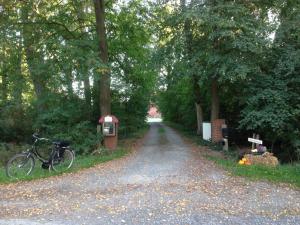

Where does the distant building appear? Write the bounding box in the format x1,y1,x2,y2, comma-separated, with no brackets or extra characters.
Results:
147,105,161,118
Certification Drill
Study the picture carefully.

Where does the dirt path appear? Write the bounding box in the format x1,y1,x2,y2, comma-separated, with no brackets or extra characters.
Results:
1,123,300,225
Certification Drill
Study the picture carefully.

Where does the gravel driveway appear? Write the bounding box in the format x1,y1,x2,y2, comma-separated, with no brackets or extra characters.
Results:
1,123,300,225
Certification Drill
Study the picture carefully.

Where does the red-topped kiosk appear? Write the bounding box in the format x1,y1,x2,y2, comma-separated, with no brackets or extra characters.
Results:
99,115,119,150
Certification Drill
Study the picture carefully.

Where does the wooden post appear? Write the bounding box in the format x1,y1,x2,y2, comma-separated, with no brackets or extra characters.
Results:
255,134,260,149
97,125,101,133
252,133,255,150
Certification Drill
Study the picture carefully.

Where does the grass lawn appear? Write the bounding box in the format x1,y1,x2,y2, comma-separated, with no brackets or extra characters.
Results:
0,147,128,184
0,127,148,184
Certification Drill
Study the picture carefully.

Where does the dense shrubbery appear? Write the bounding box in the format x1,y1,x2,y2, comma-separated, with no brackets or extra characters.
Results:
0,103,32,142
0,0,155,160
156,0,300,162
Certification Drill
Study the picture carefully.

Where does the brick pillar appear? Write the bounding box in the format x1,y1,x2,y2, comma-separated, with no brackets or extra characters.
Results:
212,119,226,143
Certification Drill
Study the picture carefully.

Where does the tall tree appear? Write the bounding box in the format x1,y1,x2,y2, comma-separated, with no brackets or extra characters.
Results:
210,78,219,121
181,0,204,134
93,0,111,116
74,0,92,117
1,72,8,104
21,2,47,113
240,0,300,160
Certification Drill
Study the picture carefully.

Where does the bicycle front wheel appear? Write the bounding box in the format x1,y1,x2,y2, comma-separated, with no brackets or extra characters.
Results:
51,149,74,172
6,153,35,179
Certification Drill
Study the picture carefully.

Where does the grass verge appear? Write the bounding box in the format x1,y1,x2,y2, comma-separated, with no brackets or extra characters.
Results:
206,155,300,188
166,121,300,189
0,127,148,184
0,147,127,184
158,127,165,134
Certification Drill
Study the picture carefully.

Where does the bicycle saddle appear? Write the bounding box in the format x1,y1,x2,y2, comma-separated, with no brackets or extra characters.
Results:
53,140,71,148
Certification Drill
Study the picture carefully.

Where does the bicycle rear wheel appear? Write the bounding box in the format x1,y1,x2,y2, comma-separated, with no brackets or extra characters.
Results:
6,153,35,179
51,149,74,172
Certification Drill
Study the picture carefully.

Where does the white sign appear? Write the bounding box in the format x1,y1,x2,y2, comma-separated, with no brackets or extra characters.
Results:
248,138,263,145
104,116,113,122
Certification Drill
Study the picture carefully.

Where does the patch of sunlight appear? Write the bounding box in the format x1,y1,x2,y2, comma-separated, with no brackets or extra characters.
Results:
147,117,163,123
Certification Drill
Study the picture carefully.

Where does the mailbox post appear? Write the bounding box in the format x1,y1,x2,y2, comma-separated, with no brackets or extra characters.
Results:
99,115,119,150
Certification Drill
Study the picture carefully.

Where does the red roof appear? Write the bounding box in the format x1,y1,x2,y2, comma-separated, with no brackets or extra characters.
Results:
148,106,161,118
99,115,119,124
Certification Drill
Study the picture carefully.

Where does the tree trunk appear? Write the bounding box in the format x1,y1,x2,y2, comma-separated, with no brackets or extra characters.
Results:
84,76,91,107
182,0,203,135
195,102,203,135
12,53,23,104
65,66,73,97
76,1,92,113
1,72,8,104
92,77,100,119
193,77,203,135
93,0,111,116
21,5,46,113
84,73,92,119
211,78,220,122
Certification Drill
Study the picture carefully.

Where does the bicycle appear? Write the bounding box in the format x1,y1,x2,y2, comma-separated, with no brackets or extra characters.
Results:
6,133,75,179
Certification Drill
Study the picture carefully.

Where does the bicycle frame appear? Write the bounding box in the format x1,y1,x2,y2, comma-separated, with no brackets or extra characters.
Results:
6,133,74,178
23,137,52,163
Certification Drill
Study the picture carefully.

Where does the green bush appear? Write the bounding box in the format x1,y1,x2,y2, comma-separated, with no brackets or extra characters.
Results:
0,143,29,166
0,103,32,142
32,96,102,155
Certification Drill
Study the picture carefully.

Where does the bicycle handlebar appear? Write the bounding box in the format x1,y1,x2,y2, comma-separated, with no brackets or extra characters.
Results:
33,133,50,141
